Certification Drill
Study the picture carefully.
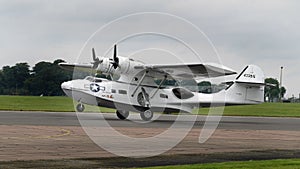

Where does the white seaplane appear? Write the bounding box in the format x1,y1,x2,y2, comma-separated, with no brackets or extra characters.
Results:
60,45,265,121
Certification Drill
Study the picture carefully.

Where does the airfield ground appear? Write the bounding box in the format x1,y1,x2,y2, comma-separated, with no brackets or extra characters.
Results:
0,111,300,168
1,123,300,161
0,96,300,168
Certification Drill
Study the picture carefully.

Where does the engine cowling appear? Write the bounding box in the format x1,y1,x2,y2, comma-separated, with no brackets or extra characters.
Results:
97,56,144,76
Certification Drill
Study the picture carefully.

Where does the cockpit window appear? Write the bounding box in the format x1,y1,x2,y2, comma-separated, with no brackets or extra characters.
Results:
94,79,102,82
84,76,103,83
84,76,94,81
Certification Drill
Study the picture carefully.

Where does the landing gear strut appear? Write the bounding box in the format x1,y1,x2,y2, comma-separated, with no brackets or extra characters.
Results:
76,104,85,112
140,109,153,121
116,110,129,120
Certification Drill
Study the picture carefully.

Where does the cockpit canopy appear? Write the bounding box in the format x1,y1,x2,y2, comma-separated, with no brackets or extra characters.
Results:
84,76,107,83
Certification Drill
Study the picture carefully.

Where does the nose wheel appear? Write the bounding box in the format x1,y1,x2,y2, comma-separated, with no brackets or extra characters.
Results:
76,103,85,112
116,110,129,120
140,109,153,121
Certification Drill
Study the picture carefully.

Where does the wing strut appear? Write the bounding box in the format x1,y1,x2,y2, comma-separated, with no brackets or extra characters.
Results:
131,70,148,97
141,87,150,108
151,75,167,99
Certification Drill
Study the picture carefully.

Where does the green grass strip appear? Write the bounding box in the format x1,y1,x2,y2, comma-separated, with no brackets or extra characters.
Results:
0,95,115,112
138,158,300,169
195,103,300,117
0,95,299,117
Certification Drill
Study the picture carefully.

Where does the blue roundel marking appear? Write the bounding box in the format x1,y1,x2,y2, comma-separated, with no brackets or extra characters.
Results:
90,83,100,92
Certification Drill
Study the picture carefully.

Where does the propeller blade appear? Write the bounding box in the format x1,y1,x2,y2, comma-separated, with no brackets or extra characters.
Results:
113,44,117,60
92,48,97,61
112,44,119,69
91,48,102,69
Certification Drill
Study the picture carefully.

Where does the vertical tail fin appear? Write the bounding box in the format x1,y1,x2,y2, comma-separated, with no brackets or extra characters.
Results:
235,65,265,85
226,65,265,104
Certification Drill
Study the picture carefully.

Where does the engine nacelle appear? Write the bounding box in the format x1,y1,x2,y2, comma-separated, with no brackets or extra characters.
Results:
96,56,144,76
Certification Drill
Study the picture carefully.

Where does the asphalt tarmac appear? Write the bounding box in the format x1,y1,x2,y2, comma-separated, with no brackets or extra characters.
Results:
1,111,300,168
0,111,299,131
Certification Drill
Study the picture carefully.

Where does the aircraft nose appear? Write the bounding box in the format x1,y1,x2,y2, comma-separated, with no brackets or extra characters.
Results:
61,81,72,90
61,81,73,97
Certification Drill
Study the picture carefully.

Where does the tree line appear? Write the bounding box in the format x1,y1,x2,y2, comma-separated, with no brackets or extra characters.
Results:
0,59,72,96
264,78,286,102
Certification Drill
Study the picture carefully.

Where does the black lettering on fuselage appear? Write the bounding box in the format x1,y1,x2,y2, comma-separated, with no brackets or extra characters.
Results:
244,74,256,78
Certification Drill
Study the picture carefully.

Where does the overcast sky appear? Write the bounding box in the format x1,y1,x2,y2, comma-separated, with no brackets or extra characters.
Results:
0,0,299,97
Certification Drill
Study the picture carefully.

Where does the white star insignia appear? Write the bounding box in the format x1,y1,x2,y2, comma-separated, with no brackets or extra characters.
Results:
90,83,100,92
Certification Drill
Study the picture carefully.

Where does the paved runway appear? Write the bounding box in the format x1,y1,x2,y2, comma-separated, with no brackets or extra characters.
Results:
1,111,300,163
0,111,299,130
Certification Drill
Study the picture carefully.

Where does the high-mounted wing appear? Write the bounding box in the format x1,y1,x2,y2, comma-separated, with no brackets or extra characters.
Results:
59,63,95,73
134,62,236,79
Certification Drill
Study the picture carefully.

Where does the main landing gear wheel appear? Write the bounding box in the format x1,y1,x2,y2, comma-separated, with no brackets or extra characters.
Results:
116,110,129,120
76,104,85,112
140,109,153,121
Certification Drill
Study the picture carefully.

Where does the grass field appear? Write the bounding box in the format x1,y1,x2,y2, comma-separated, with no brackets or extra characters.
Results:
0,95,115,113
195,102,300,117
138,159,300,169
0,95,299,117
1,158,299,169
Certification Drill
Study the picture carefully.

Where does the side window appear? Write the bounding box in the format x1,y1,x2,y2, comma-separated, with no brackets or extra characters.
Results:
172,88,194,99
160,93,168,99
111,89,116,93
119,90,127,95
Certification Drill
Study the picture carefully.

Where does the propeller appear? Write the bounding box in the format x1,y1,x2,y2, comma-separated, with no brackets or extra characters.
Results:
91,44,119,70
91,48,103,69
111,44,119,69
